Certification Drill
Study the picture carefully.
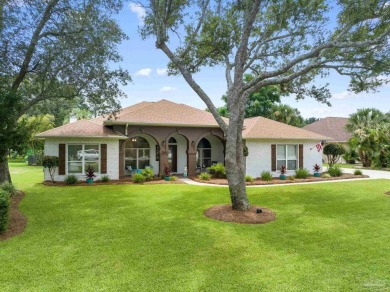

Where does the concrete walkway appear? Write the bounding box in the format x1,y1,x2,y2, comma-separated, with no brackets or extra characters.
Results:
324,167,390,180
179,176,374,188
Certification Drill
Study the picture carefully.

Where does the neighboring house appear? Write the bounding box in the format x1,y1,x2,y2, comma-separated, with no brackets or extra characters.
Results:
36,99,328,181
303,117,352,163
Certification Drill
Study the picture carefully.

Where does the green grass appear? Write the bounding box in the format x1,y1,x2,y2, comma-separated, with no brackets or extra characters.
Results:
1,161,390,291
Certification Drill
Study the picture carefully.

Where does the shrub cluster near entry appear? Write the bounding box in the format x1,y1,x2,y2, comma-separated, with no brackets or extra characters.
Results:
132,173,146,184
0,190,10,234
328,166,343,177
65,175,79,185
295,168,310,179
261,171,272,181
208,163,226,178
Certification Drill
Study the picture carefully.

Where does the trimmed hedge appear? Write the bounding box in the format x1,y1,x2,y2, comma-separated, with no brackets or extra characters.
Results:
0,190,10,234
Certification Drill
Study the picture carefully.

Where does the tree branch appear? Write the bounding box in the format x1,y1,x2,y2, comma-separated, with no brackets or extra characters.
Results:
157,41,228,132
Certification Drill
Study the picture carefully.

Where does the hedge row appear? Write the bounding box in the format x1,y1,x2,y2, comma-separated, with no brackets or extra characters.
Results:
0,190,10,234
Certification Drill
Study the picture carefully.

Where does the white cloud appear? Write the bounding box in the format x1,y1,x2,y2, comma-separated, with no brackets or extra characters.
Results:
135,68,152,77
160,86,176,92
129,3,146,24
156,68,167,76
333,91,352,100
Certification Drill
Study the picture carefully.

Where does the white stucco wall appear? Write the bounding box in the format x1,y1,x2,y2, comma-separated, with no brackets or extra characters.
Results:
43,138,120,181
245,139,324,178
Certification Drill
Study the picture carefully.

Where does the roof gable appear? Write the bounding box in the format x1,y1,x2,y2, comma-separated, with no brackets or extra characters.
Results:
35,119,126,139
303,117,352,142
243,116,330,140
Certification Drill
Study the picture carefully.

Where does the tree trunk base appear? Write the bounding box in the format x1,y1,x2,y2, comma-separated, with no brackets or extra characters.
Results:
204,204,276,224
0,157,12,184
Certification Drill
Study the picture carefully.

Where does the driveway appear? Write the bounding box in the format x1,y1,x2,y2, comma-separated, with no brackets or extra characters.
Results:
324,167,390,179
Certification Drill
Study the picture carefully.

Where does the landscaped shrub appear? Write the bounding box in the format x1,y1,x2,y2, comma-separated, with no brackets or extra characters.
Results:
208,163,226,178
324,143,346,166
1,182,17,197
42,156,59,182
354,169,363,175
199,172,211,181
261,171,272,181
101,175,110,182
132,173,145,184
295,168,310,179
322,173,331,178
64,175,78,185
328,165,343,177
0,190,10,234
288,176,295,181
245,175,254,182
170,175,177,181
141,168,154,181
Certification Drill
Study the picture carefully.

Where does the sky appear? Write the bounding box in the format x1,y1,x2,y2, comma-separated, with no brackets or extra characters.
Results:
112,3,390,119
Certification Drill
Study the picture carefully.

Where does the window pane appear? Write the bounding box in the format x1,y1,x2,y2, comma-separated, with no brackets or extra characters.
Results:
68,162,82,174
203,149,211,158
138,159,150,169
86,162,99,173
277,160,285,170
68,145,82,161
287,160,297,170
125,149,137,160
83,145,99,161
287,145,297,159
125,160,137,171
277,145,286,160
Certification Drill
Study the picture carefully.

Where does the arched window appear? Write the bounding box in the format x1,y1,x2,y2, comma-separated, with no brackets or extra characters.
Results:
125,136,150,173
197,138,211,171
168,137,177,144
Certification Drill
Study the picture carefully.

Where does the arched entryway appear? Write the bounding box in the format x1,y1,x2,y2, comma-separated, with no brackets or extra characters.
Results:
124,135,158,175
196,135,225,173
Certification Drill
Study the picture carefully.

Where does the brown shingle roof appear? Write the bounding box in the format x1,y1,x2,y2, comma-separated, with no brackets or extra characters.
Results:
36,99,329,141
35,119,127,139
105,99,227,127
243,116,330,140
303,117,352,142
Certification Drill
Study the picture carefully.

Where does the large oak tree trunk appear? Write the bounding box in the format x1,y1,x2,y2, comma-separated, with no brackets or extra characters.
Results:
0,155,11,184
224,106,249,211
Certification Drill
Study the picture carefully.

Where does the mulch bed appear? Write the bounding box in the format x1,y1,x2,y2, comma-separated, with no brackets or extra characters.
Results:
204,204,276,224
195,173,369,185
43,178,185,186
0,191,27,241
384,191,390,196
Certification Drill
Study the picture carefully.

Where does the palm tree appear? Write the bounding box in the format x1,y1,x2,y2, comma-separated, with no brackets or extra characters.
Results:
345,108,387,133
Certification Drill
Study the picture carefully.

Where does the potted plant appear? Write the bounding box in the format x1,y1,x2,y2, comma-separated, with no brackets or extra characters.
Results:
280,165,287,180
163,164,171,181
313,163,321,177
85,165,95,183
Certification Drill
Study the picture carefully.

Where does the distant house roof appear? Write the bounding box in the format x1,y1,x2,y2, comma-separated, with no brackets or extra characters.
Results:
104,99,228,127
303,117,352,142
35,119,127,139
36,99,329,141
243,116,330,140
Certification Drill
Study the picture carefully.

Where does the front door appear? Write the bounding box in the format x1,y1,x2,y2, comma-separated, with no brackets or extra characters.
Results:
168,145,177,172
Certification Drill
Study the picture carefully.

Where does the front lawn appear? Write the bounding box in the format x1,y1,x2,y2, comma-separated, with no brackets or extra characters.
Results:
1,161,390,291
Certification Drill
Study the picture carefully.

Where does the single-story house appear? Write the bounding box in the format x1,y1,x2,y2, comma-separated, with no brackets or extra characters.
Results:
303,117,352,163
36,99,329,181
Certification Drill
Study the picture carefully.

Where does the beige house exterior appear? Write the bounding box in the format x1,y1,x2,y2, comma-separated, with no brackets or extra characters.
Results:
37,100,328,181
303,117,352,164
